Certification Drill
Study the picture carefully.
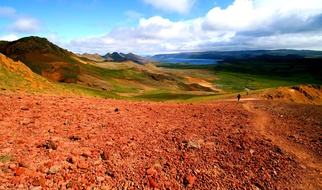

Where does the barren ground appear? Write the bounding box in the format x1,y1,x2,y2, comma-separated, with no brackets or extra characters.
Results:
0,91,321,189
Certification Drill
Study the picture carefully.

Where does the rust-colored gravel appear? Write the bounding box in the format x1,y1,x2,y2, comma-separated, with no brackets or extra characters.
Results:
0,93,321,189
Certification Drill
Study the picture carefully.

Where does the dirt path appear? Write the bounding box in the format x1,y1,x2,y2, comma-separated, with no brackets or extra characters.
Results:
242,101,322,188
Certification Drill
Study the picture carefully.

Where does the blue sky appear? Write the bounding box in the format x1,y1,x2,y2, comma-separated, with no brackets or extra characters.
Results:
1,0,322,55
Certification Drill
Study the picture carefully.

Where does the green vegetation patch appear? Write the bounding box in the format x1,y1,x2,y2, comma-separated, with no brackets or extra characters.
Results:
213,72,302,93
214,59,322,84
133,91,211,102
156,63,216,70
57,83,120,99
83,64,146,80
0,155,12,162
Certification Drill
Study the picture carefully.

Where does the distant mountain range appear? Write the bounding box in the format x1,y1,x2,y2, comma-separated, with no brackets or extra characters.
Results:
152,49,322,61
78,52,154,64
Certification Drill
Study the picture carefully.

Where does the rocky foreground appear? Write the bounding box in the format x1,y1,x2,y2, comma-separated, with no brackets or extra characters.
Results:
0,93,321,189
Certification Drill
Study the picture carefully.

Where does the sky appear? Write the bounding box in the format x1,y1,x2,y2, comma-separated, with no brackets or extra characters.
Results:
1,0,322,55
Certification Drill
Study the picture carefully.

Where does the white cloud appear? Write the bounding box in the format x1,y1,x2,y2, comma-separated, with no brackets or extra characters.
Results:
249,33,322,50
0,34,19,41
8,17,43,33
0,7,16,17
124,10,144,20
203,0,255,31
137,16,190,39
0,6,43,35
47,33,63,43
61,0,322,54
254,0,322,14
142,0,196,14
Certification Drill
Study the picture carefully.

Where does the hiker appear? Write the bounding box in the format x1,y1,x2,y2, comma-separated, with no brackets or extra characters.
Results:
246,89,249,95
237,94,241,101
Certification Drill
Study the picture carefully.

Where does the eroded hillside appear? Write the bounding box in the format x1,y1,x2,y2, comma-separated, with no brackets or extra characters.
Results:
262,85,322,105
0,53,56,92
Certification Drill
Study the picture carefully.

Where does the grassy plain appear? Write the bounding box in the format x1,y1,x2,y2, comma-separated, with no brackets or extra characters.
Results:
151,58,322,101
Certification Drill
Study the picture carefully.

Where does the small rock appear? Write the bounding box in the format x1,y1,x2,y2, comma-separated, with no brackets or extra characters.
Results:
11,176,21,184
82,150,91,158
66,181,75,189
15,167,26,176
77,162,88,169
46,139,57,150
96,176,105,182
101,150,109,160
273,170,277,175
39,176,46,188
91,149,99,155
29,171,40,179
17,184,24,189
148,177,157,188
19,160,29,168
63,120,71,125
102,186,110,190
20,119,30,125
276,147,283,154
44,160,54,168
69,135,81,141
9,163,17,170
115,108,119,112
48,165,60,174
38,166,49,173
94,159,102,165
146,168,156,176
32,178,41,186
71,156,79,164
29,186,42,190
185,175,197,187
187,140,201,149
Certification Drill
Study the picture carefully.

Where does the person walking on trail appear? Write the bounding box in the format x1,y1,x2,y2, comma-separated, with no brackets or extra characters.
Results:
237,94,241,101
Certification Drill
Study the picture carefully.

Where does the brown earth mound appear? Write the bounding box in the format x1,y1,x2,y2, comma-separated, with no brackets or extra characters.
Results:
0,93,321,189
262,85,322,105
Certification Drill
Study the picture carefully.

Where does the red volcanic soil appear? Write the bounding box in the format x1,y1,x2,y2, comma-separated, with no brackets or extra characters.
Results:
0,93,321,189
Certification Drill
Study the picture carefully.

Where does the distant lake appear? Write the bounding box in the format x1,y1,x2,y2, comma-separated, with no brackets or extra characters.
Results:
157,58,220,64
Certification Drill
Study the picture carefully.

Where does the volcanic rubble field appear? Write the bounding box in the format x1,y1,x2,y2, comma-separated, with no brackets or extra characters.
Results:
0,93,321,189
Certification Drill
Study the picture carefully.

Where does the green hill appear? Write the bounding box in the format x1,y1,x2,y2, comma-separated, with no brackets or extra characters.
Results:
0,36,81,83
0,36,221,99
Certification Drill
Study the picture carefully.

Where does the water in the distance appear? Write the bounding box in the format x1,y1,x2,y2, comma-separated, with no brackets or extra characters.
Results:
158,58,220,64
